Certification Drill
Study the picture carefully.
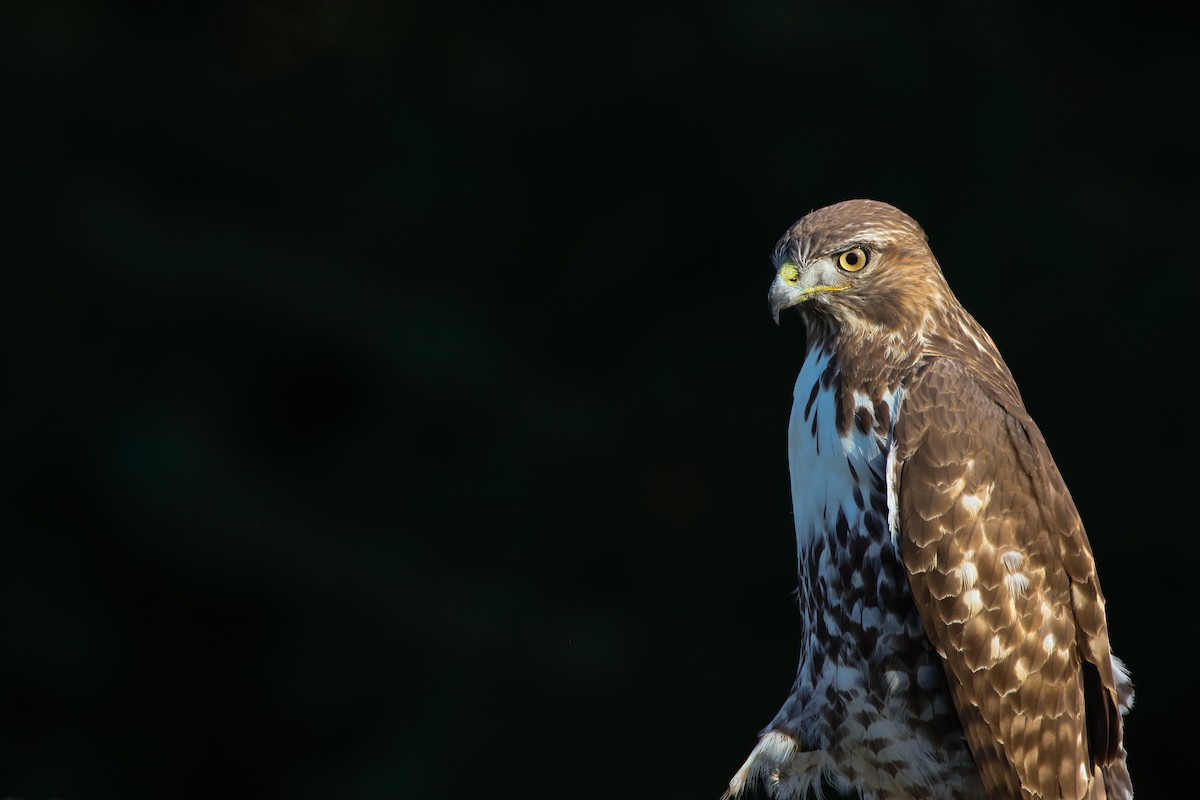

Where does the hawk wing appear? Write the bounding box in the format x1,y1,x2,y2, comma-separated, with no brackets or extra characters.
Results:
891,356,1122,799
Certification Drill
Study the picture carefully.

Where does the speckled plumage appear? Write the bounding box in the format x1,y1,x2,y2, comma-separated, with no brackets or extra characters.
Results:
726,201,1132,800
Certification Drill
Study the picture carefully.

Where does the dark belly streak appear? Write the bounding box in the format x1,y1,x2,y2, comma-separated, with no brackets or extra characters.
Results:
795,503,938,729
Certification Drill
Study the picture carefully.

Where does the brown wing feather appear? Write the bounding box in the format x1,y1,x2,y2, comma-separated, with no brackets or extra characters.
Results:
893,356,1121,799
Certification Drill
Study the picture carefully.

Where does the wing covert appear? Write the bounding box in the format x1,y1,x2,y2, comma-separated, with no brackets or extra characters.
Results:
892,357,1121,799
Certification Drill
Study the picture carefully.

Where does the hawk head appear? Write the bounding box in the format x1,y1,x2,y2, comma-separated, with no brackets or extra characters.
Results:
768,199,956,344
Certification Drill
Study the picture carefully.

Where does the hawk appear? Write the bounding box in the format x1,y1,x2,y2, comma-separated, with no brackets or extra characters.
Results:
725,200,1132,800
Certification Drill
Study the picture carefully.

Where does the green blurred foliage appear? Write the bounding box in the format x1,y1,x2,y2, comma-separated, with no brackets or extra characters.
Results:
4,1,1197,798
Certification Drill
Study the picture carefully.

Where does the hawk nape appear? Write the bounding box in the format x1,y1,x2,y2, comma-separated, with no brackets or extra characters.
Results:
725,200,1132,800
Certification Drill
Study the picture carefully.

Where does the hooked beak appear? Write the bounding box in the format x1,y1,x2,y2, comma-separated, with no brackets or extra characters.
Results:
767,261,848,324
768,263,800,325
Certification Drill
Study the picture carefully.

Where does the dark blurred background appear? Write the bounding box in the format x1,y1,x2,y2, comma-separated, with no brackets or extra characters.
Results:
5,1,1197,798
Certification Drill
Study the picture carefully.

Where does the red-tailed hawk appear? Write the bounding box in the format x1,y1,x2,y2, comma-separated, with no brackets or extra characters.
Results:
726,200,1132,800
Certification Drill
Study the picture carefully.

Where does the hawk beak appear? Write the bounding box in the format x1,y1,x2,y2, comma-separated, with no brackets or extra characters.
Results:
768,261,849,324
769,262,803,325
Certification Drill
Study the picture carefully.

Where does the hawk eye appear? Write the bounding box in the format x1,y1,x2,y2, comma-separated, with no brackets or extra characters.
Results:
837,247,869,272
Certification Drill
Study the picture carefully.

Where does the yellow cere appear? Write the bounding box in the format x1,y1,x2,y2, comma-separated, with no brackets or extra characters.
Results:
778,262,800,283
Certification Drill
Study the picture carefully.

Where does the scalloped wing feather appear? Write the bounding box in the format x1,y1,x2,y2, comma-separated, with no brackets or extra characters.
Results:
892,356,1124,799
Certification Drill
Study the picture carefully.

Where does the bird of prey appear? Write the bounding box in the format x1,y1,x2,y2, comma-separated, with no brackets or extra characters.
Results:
725,200,1132,800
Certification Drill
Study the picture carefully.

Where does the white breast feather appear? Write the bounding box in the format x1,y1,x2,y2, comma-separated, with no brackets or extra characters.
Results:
787,351,898,553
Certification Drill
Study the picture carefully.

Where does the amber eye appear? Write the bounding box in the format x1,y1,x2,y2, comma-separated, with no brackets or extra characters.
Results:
837,247,868,272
